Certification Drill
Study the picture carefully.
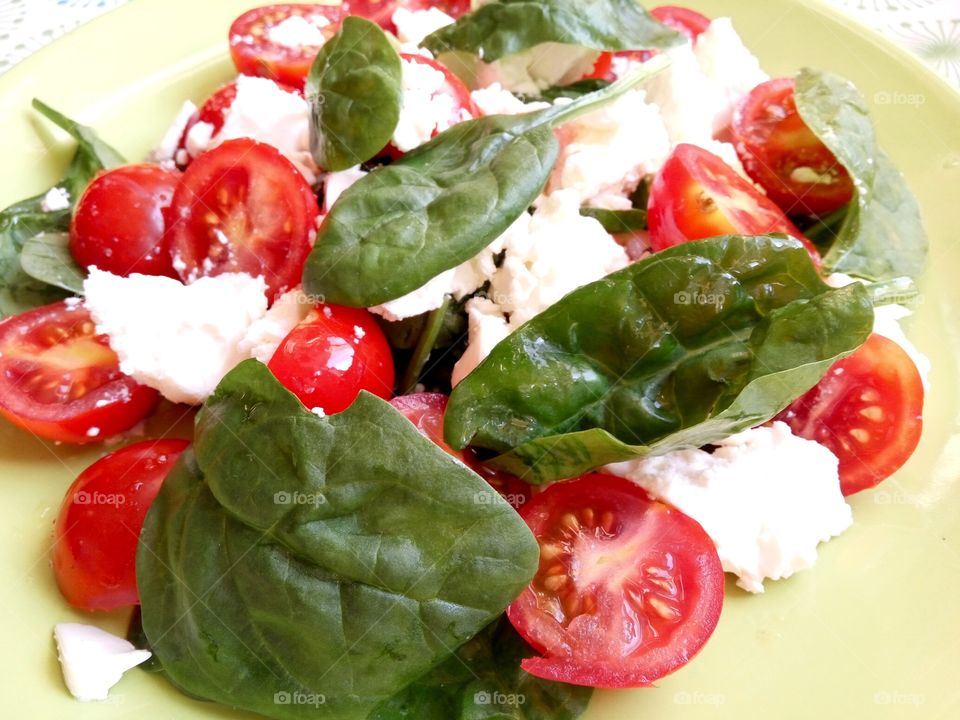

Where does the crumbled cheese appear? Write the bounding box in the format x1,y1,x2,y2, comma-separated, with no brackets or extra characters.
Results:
606,422,853,593
85,427,100,438
184,75,318,183
238,287,313,363
469,83,550,116
149,99,197,165
266,14,328,48
474,43,600,96
54,623,152,702
40,186,71,212
392,56,471,152
451,298,510,385
392,7,456,46
323,165,368,212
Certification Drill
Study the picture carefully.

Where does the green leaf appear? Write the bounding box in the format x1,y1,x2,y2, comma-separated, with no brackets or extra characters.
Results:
306,16,403,172
444,235,875,483
422,0,682,62
0,101,124,317
138,360,539,720
793,68,927,281
20,232,85,294
371,618,591,720
518,78,611,103
303,59,669,307
578,207,647,233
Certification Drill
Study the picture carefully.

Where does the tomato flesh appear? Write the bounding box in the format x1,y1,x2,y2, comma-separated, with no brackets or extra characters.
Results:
507,474,724,687
53,439,188,610
268,304,395,414
776,334,923,496
229,4,345,88
0,301,158,444
732,78,854,216
166,138,318,300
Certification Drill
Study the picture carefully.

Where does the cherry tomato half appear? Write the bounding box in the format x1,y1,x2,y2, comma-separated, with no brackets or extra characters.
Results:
647,143,820,263
651,5,711,39
53,439,188,610
732,77,855,217
0,301,158,444
507,474,724,687
229,4,345,88
346,0,471,31
166,138,318,301
268,304,394,414
69,164,179,278
776,334,923,496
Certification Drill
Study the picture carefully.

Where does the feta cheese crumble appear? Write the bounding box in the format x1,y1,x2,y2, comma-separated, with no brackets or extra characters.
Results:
392,56,472,153
469,82,550,116
392,7,456,46
606,422,853,593
323,165,368,212
149,100,197,166
238,287,314,363
266,14,328,48
40,186,71,212
54,623,151,702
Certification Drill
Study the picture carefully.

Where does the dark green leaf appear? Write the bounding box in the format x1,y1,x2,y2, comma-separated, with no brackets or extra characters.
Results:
307,16,403,171
138,360,539,720
793,68,927,280
399,296,452,394
579,207,647,233
303,59,669,307
444,235,874,483
518,78,611,103
422,0,682,62
20,232,85,294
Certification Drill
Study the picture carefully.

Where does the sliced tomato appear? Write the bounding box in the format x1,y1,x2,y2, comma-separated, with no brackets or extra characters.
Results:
507,474,723,688
0,301,158,444
166,138,318,300
651,5,711,39
69,164,179,278
53,439,188,610
268,304,394,414
390,393,532,509
775,334,923,496
347,0,471,31
229,4,345,88
647,143,820,263
732,78,854,216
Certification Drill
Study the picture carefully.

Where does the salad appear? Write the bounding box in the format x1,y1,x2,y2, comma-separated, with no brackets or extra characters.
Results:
0,0,929,717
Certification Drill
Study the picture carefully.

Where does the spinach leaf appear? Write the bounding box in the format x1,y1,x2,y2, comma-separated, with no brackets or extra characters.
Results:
794,68,927,281
138,360,539,720
518,78,611,103
20,232,85,294
422,0,682,62
579,207,647,233
371,617,591,720
303,57,669,307
445,235,874,483
0,100,124,316
307,16,403,172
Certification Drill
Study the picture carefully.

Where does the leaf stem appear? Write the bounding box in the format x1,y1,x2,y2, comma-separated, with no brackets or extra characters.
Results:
865,276,918,307
400,296,452,394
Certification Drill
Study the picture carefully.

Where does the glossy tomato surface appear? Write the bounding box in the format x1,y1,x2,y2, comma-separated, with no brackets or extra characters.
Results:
507,474,724,688
53,439,188,610
0,301,158,444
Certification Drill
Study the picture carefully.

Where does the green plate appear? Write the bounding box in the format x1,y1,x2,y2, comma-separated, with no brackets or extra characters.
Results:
0,0,958,717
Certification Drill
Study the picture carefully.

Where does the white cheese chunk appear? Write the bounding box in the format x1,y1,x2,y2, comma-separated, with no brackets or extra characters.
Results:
149,99,197,166
392,7,456,46
40,186,71,212
238,287,314,363
266,14,328,48
54,623,151,702
606,422,853,593
323,165,368,212
392,56,471,152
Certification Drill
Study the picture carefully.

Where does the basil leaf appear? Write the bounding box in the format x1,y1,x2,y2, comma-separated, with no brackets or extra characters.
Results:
20,232,85,294
0,100,123,316
579,207,647,233
138,360,539,720
307,16,403,172
794,68,927,280
372,618,591,720
303,58,669,307
422,0,682,62
445,235,874,483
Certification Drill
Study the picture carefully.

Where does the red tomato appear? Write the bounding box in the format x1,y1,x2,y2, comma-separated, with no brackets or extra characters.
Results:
165,138,318,301
732,78,854,216
775,334,923,496
69,164,179,278
53,439,188,610
647,143,820,263
507,474,723,687
228,4,345,88
268,304,394,413
0,301,158,444
346,0,471,31
651,5,711,39
390,393,532,509
582,51,614,81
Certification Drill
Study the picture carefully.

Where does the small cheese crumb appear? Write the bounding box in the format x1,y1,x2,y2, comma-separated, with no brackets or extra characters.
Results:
41,187,71,212
54,623,152,702
266,14,328,48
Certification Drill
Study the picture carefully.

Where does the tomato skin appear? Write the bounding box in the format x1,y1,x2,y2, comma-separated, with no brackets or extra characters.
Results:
347,0,471,31
70,164,179,278
268,304,395,414
651,5,711,39
53,439,188,610
0,301,158,444
507,474,724,688
732,78,854,216
166,138,318,301
229,4,345,88
648,143,821,263
776,334,923,496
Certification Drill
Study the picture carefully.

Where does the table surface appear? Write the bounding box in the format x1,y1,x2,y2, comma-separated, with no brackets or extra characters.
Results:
0,0,958,89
